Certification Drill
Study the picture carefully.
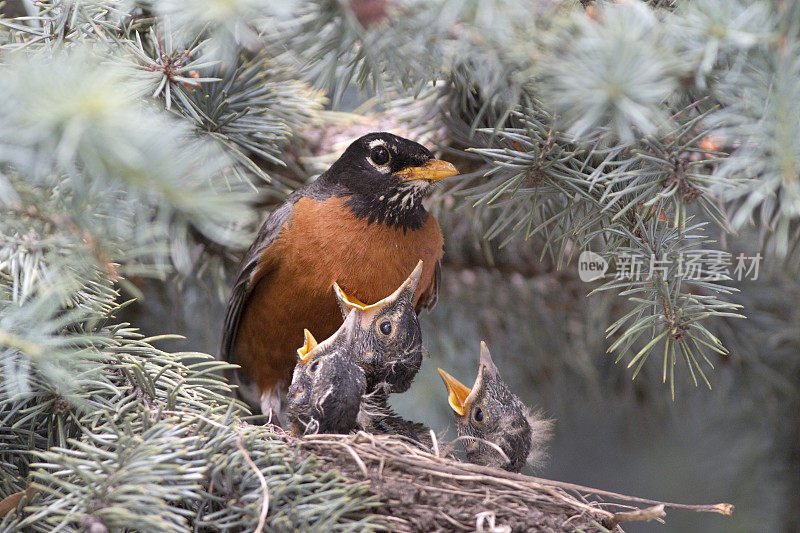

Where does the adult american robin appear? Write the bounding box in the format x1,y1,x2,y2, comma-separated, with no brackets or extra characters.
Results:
286,312,366,436
220,132,458,417
332,260,424,395
437,342,553,473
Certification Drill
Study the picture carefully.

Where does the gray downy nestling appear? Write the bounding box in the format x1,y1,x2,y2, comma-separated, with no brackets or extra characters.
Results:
332,260,425,396
356,391,434,450
286,311,366,436
437,342,553,473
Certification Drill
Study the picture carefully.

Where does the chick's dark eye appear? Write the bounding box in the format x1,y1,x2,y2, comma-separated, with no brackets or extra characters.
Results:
310,361,319,372
473,408,484,422
370,145,390,166
379,320,392,335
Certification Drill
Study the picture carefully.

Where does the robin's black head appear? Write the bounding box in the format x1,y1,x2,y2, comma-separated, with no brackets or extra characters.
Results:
332,261,424,395
321,132,458,230
287,314,366,436
437,342,553,473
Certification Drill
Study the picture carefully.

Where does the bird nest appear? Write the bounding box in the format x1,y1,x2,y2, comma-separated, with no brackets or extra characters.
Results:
282,430,733,532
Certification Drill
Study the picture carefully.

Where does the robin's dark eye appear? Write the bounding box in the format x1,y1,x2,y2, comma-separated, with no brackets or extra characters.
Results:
474,408,484,422
310,361,319,372
370,145,390,166
379,320,392,335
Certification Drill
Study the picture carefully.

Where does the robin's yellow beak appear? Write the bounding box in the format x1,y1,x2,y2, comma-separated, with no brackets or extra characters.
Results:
296,329,317,363
394,159,458,182
437,368,472,416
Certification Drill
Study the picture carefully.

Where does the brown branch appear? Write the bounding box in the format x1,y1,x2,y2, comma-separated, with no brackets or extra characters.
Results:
669,96,711,120
0,486,38,519
446,462,732,516
606,504,665,528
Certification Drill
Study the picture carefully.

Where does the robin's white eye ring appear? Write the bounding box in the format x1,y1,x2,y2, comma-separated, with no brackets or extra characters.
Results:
370,145,390,166
379,320,392,335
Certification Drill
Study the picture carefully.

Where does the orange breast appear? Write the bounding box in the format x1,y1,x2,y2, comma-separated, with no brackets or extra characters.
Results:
234,196,443,396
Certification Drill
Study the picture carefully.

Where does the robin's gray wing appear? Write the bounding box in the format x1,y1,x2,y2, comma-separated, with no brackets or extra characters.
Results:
219,200,294,411
218,180,342,412
416,258,441,313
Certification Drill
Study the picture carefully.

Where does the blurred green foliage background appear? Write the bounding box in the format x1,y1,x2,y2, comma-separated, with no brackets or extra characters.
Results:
2,0,799,531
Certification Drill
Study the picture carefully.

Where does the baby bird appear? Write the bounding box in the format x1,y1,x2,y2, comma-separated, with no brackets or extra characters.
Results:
334,262,433,447
288,265,429,442
332,260,425,396
357,392,434,449
437,342,553,473
286,312,366,436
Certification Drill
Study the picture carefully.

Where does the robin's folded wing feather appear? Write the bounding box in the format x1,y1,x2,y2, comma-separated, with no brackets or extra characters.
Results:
219,201,294,405
218,181,338,409
416,259,441,313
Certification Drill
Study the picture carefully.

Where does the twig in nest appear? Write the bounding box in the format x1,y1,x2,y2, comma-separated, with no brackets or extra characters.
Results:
606,504,665,529
440,434,510,465
476,511,511,533
329,439,370,477
430,429,440,458
285,431,734,532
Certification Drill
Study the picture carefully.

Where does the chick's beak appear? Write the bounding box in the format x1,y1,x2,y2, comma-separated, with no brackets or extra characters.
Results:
394,159,458,182
296,329,318,363
370,259,423,310
437,368,472,416
479,341,499,379
339,310,359,346
333,282,369,310
333,261,423,319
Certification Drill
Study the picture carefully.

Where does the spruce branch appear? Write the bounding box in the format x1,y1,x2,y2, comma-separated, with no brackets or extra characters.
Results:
0,48,253,275
709,39,800,258
123,23,220,110
468,101,742,394
170,52,325,187
541,1,685,145
145,0,275,62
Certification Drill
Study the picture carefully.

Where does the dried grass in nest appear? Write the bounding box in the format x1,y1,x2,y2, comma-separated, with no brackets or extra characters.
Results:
281,430,733,532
